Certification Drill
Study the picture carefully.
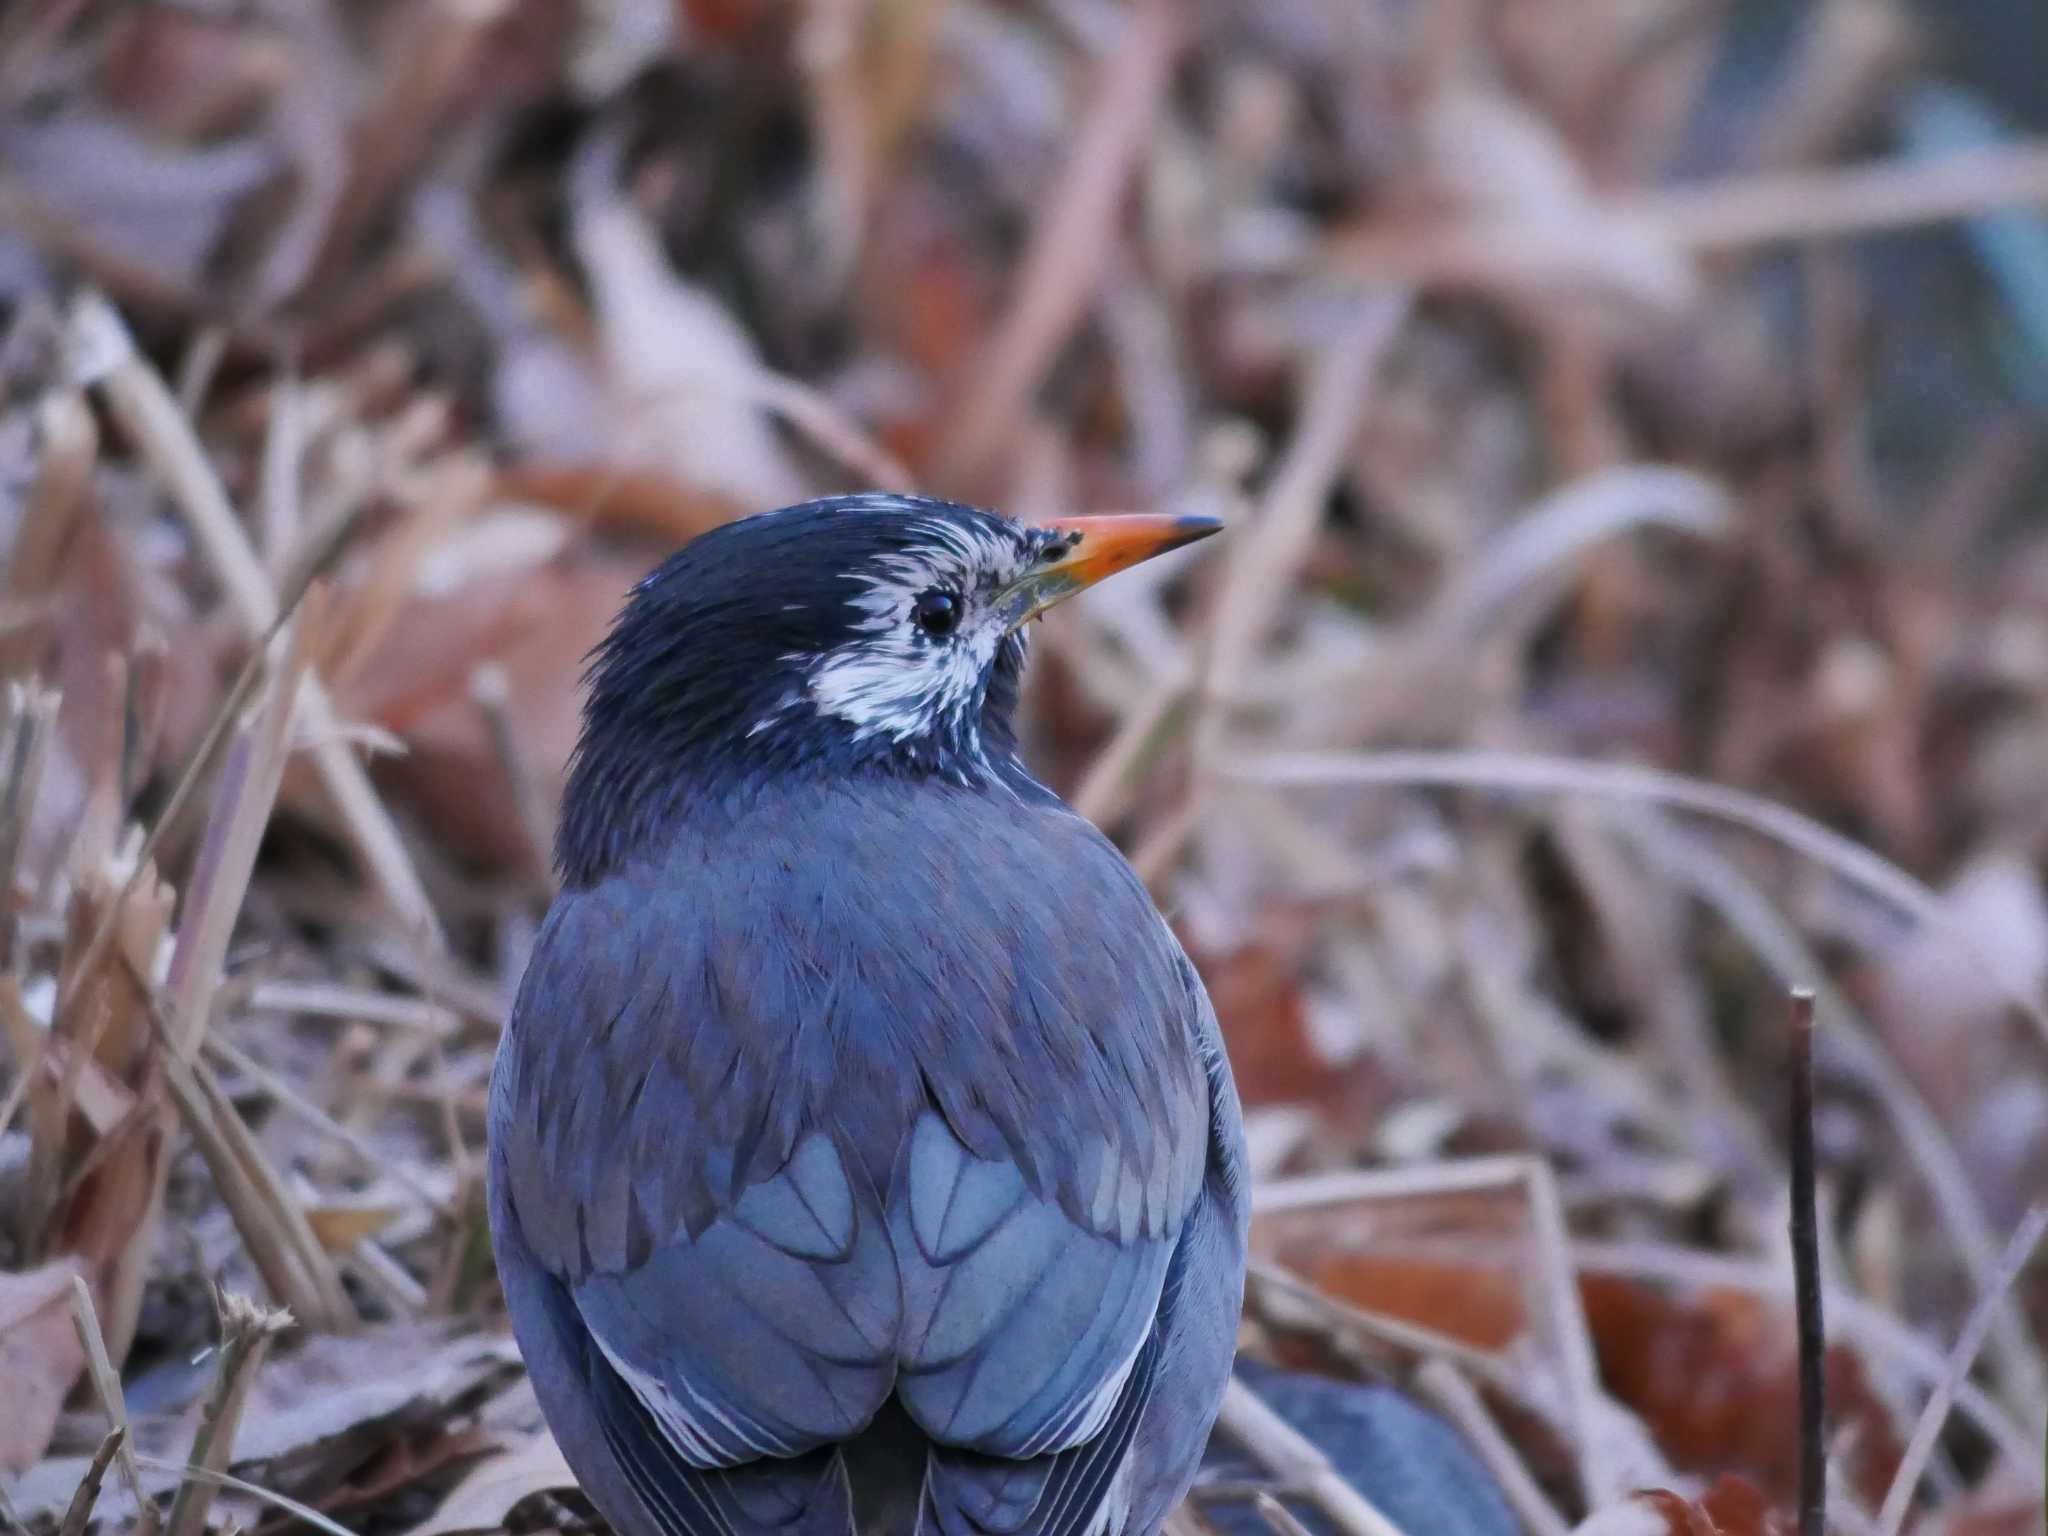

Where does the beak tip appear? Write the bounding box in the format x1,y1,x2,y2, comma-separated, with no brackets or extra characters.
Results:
1172,513,1225,547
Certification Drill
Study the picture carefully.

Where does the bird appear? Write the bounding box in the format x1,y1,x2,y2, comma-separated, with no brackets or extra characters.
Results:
487,492,1249,1536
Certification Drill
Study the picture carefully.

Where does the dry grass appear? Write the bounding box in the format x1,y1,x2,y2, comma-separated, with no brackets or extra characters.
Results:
3,3,2047,1536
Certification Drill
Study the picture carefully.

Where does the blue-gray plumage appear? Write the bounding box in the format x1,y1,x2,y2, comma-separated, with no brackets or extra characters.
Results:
488,495,1249,1536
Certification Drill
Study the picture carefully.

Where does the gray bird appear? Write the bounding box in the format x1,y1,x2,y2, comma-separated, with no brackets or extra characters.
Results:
488,494,1249,1536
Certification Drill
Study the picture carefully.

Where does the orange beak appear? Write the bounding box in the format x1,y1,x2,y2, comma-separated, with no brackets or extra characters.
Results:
998,511,1224,627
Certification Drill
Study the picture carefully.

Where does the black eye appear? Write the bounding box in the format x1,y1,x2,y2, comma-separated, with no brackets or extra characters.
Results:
913,590,962,637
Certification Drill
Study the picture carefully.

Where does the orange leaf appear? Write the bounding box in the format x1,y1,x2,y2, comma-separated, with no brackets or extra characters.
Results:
1581,1276,1902,1508
1309,1254,1526,1351
1626,1478,1795,1535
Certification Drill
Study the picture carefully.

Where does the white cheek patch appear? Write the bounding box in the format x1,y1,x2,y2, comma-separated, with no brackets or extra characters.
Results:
781,516,1036,751
807,624,1003,743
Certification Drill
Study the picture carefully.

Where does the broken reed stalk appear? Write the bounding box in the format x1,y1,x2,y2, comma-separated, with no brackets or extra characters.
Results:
68,1275,158,1536
163,1288,293,1536
1786,988,1825,1536
1215,1376,1410,1536
57,1427,127,1536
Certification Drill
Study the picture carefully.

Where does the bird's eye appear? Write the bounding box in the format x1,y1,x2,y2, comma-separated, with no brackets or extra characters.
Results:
913,590,962,638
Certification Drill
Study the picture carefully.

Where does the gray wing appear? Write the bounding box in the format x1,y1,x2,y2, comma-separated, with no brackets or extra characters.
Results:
492,884,902,1472
489,805,1221,1536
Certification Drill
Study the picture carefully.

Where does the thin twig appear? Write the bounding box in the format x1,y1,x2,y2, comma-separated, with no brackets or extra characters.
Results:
163,1288,292,1536
53,500,357,1032
1203,294,1411,713
471,663,556,892
164,592,321,1055
246,978,459,1036
68,1276,157,1536
1221,752,2007,1007
1787,989,1826,1536
1256,1153,1549,1213
1872,1205,2048,1536
150,1008,353,1329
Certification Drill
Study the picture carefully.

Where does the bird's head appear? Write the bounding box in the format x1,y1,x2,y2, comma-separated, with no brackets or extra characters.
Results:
558,493,1220,883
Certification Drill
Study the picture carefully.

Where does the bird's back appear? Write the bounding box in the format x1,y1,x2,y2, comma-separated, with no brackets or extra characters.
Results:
488,776,1247,1536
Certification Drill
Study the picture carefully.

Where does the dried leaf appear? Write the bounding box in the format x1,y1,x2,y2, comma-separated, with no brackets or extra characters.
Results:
1622,1478,1795,1536
1309,1255,1525,1351
0,1259,87,1473
1580,1277,1902,1509
1194,938,1328,1108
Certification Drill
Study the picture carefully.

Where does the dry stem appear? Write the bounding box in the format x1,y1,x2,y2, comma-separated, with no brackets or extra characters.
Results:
162,1287,293,1536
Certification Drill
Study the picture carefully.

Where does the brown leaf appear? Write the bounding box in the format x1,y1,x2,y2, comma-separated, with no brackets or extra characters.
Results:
1626,1477,1795,1535
52,1111,163,1274
1193,938,1327,1108
0,1258,87,1473
1581,1276,1902,1509
1308,1254,1525,1351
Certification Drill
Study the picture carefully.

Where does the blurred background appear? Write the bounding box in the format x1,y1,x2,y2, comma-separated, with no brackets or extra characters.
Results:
2,2,2047,1534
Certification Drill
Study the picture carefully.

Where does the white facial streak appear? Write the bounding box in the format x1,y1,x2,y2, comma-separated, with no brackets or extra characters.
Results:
785,515,1036,760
